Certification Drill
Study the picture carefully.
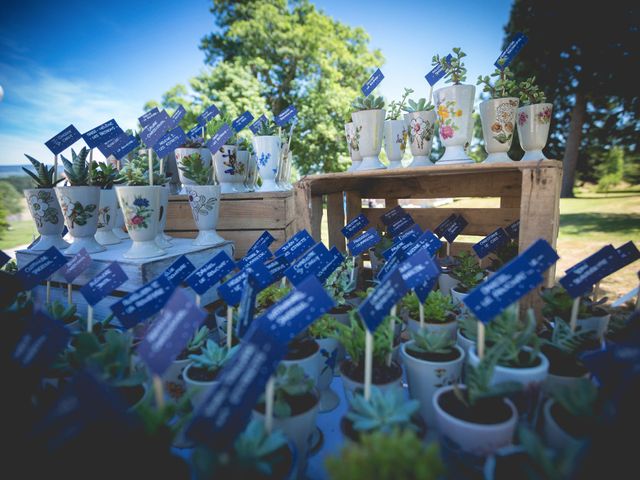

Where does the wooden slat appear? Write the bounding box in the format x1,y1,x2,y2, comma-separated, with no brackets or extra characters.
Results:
345,191,362,222
169,229,289,259
327,192,346,252
294,181,313,233
385,198,399,209
311,195,323,242
500,196,520,209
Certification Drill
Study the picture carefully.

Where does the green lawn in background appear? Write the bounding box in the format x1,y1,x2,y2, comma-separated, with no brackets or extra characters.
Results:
0,219,36,250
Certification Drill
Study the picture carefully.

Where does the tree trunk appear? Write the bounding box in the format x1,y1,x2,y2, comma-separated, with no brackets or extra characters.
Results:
561,92,586,198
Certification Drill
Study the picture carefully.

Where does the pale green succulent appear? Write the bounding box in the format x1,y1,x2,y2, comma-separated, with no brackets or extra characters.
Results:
352,95,385,111
346,387,419,434
402,98,434,112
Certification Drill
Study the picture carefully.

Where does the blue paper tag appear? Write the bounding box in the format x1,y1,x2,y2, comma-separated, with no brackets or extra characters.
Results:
442,215,468,243
59,248,91,283
154,127,187,158
186,124,204,140
361,68,384,96
205,123,234,154
249,114,268,134
398,249,441,290
0,250,10,268
434,214,458,238
388,213,415,237
560,245,621,298
348,227,382,256
264,256,290,283
415,275,438,303
12,311,70,374
111,134,140,160
218,262,273,307
284,242,330,286
342,213,370,239
359,269,409,332
110,275,176,329
495,32,528,69
45,125,82,155
138,107,160,127
616,241,639,269
139,110,170,148
169,105,187,128
381,205,405,226
161,255,196,286
505,219,520,239
377,248,407,281
186,251,236,296
473,228,510,259
274,229,315,262
274,105,297,127
237,247,273,270
197,104,220,126
17,246,67,290
96,134,123,157
80,262,128,307
82,119,123,149
137,288,206,376
425,53,453,86
248,231,276,255
384,225,423,260
317,247,345,284
404,229,443,258
235,274,258,339
393,224,422,245
232,111,254,133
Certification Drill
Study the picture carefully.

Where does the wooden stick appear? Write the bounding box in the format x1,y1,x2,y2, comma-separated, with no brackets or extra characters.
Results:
226,306,233,349
148,149,154,186
87,305,93,333
159,157,164,176
635,272,640,311
364,329,373,401
67,284,72,305
428,85,433,104
88,148,93,185
46,281,51,304
195,294,201,307
446,242,451,258
153,375,165,409
593,281,600,302
419,301,425,330
53,154,58,183
569,297,580,331
387,305,396,367
280,277,286,288
477,321,485,360
265,376,275,434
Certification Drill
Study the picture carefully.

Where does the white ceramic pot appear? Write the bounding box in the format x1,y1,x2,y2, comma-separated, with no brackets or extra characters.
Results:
95,189,121,246
315,338,340,412
245,154,258,191
433,84,476,164
183,363,218,410
282,347,322,387
234,150,251,192
339,361,402,402
351,109,385,170
542,399,584,451
468,346,549,389
163,357,190,386
479,98,519,163
175,148,211,193
186,185,224,246
345,122,363,171
253,135,281,192
116,185,164,259
438,272,459,296
543,371,589,397
213,145,245,194
24,188,69,251
383,119,408,169
404,110,437,166
433,385,518,456
577,313,610,341
113,205,129,239
516,103,553,161
407,317,458,342
55,186,105,254
456,328,475,357
154,185,171,249
402,342,464,426
450,287,469,311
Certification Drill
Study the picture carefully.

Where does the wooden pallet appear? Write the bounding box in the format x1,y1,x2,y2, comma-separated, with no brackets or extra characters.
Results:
166,191,296,259
294,160,563,314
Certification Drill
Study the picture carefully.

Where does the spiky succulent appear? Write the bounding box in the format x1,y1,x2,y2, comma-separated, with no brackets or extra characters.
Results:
543,319,593,355
346,387,419,434
517,426,582,480
352,95,385,111
181,137,205,148
256,284,291,312
22,154,63,188
550,378,598,418
408,330,455,355
91,162,124,189
485,308,540,368
402,98,434,113
60,147,91,186
188,339,238,373
432,47,467,85
489,239,519,271
253,119,279,137
178,152,214,185
115,164,147,186
187,326,211,353
270,364,315,418
476,59,518,98
519,76,547,105
46,300,80,325
329,310,393,367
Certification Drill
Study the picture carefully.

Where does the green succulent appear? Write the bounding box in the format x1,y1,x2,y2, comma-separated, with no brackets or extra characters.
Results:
324,256,356,306
408,329,456,355
90,162,124,189
237,136,252,151
550,378,598,419
115,165,147,186
543,318,593,356
128,150,170,186
540,286,606,321
432,47,468,85
253,119,279,137
484,308,540,368
134,393,193,438
188,339,238,373
516,426,582,480
386,88,414,120
60,147,91,186
372,230,393,257
450,251,486,292
22,154,64,188
476,60,518,98
329,310,393,367
403,290,456,324
181,137,205,148
489,239,519,271
178,152,214,185
346,387,419,434
256,284,291,312
187,325,211,353
206,111,238,142
519,76,547,105
269,364,315,418
309,314,339,339
402,98,434,113
352,95,385,112
46,300,80,325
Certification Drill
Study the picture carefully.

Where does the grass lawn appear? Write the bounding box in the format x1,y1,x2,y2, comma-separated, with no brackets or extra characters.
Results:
0,218,37,251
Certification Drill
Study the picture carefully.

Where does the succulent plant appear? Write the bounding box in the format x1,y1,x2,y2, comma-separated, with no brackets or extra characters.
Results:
484,307,541,368
187,326,211,353
46,300,80,325
60,147,91,186
540,285,606,322
372,229,393,257
346,387,419,434
476,59,518,98
90,162,124,189
402,97,435,113
543,318,593,356
516,425,582,480
309,314,339,339
181,137,205,148
432,47,467,85
188,339,238,373
330,310,393,367
408,329,456,355
351,95,385,112
324,257,356,306
489,239,519,271
22,154,64,188
450,251,486,292
386,88,414,120
256,284,291,312
178,152,214,185
269,364,315,418
550,378,598,419
403,290,456,324
237,136,253,152
519,76,547,105
253,118,279,137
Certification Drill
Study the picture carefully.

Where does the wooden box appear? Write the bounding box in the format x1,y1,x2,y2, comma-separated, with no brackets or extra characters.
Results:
166,191,296,259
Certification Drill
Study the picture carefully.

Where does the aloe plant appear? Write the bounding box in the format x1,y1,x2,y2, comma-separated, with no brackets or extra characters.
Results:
550,378,598,419
519,76,547,105
346,387,419,434
386,88,414,120
330,310,393,367
402,290,456,324
476,59,518,98
450,251,485,292
543,319,593,356
188,340,238,374
351,95,385,111
23,154,64,188
432,47,467,85
60,147,91,186
91,162,124,189
408,329,456,355
178,152,214,185
187,326,211,353
253,119,279,137
402,98,434,113
269,364,315,418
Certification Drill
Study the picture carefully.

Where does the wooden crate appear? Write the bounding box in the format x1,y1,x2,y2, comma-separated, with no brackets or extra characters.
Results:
294,160,563,314
166,191,296,259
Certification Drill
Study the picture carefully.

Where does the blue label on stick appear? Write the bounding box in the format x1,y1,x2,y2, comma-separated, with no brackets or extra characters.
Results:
197,105,220,126
82,119,123,149
348,227,382,256
12,311,70,374
139,111,170,148
388,213,415,237
359,269,409,332
138,107,160,127
161,255,196,286
17,246,67,290
377,248,407,281
393,224,422,245
59,248,91,283
616,241,639,269
274,105,297,127
236,274,258,339
442,215,468,243
361,68,384,96
415,275,438,303
186,124,204,140
505,219,520,239
560,245,621,298
317,247,345,284
381,205,405,226
186,251,236,296
248,231,276,255
154,127,187,158
404,229,442,258
249,114,268,134
232,111,254,132
275,229,315,262
96,134,122,157
218,262,273,307
0,250,10,268
473,228,510,259
495,32,528,69
205,123,234,154
45,125,82,155
398,249,440,290
264,256,290,282
434,214,458,238
112,134,140,160
284,242,330,286
342,213,369,239
425,54,453,86
169,105,186,127
80,262,128,307
237,247,273,270
111,276,176,329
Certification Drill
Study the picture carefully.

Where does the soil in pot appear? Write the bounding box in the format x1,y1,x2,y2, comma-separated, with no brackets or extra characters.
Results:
340,413,427,443
405,346,461,363
341,359,402,385
550,402,597,438
255,391,318,417
541,345,589,377
186,366,220,382
331,304,352,314
285,337,319,360
491,451,535,479
116,384,145,408
497,350,543,369
438,388,512,425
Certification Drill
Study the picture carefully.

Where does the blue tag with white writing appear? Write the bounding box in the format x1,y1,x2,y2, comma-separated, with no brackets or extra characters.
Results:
80,262,128,307
236,274,258,339
560,245,621,298
359,269,409,332
377,248,407,281
415,275,438,304
218,262,273,307
140,111,170,148
264,256,290,282
616,241,639,269
138,107,160,127
317,247,345,284
45,125,82,155
232,111,254,133
96,134,122,157
495,32,528,69
249,114,268,134
60,248,91,283
434,214,458,239
274,105,297,127
473,228,510,259
398,249,441,290
169,105,187,128
111,134,140,160
381,205,405,225
205,123,234,154
361,68,384,96
342,214,370,239
425,53,453,86
197,105,220,126
186,124,204,140
442,215,468,243
505,219,520,239
237,247,273,270
388,213,415,237
82,119,123,149
284,242,330,286
404,229,442,258
154,127,187,158
111,276,176,329
17,246,67,290
393,224,422,245
161,255,196,286
275,229,315,262
137,288,207,376
12,311,70,375
0,250,10,268
186,251,236,296
348,227,382,256
248,231,276,255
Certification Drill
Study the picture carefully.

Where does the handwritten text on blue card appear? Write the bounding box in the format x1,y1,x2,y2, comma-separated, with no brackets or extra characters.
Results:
205,123,233,154
425,54,453,86
197,105,220,126
45,125,82,155
361,68,384,96
154,127,187,158
232,111,254,133
82,119,123,149
80,262,128,307
342,213,370,239
495,32,528,69
60,248,91,283
186,251,235,296
274,105,297,127
161,255,196,286
473,228,510,259
18,247,67,290
359,269,408,332
348,227,382,256
111,276,175,329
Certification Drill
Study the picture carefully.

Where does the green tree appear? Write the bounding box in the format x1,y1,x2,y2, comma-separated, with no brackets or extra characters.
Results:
596,146,625,192
148,0,383,173
0,181,22,215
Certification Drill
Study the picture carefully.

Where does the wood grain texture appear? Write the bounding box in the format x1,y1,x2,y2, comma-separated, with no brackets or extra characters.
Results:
327,192,346,252
294,181,313,233
345,191,362,222
311,195,323,242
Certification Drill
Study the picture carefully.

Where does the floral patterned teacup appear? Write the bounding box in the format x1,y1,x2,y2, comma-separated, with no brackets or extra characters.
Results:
344,122,363,171
479,97,519,163
213,145,247,194
252,135,281,192
433,84,476,164
55,186,105,254
24,188,69,251
95,189,121,246
517,103,553,161
404,111,437,167
116,185,164,259
186,185,224,246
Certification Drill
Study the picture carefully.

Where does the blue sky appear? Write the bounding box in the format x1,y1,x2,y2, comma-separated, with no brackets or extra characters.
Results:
0,0,513,165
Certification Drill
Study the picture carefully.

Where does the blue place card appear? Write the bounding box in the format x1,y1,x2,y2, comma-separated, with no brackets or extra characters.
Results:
138,107,160,127
274,229,315,262
218,262,273,307
404,229,442,258
473,228,510,259
169,105,187,128
232,111,254,133
112,134,140,160
186,123,204,140
161,255,196,286
317,247,345,284
137,288,206,376
381,205,405,226
359,269,409,332
388,213,415,237
154,126,187,158
393,224,422,245
377,248,407,281
59,248,91,283
425,53,453,86
361,68,384,96
12,311,70,375
110,275,176,329
518,238,560,275
505,219,520,239
249,114,268,134
415,275,438,303
383,225,423,260
264,255,290,283
248,231,276,255
186,251,236,296
398,249,440,290
348,227,382,256
284,242,330,286
197,104,220,126
17,246,67,290
342,213,370,239
434,214,458,239
82,119,123,149
45,125,82,155
96,134,122,157
442,215,468,243
0,250,10,268
616,241,639,269
560,245,620,298
495,32,528,69
237,247,273,270
139,110,170,148
274,105,297,127
205,123,234,154
235,274,258,339
80,262,128,307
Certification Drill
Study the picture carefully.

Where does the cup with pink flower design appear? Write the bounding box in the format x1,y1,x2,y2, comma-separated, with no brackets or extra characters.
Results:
115,185,164,259
516,103,553,161
479,97,520,163
404,110,437,167
434,84,476,164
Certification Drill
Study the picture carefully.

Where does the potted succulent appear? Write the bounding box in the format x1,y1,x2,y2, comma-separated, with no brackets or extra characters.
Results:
402,290,459,339
344,112,363,172
175,137,212,194
282,331,322,390
401,330,465,425
403,97,436,167
208,114,244,194
163,325,211,387
308,314,341,412
432,48,476,164
457,314,479,356
438,255,460,296
234,136,252,192
517,77,553,161
92,161,124,245
488,239,519,272
47,299,81,332
369,230,392,275
56,147,104,254
324,258,357,319
252,119,281,192
178,152,224,246
351,95,386,170
476,60,520,163
384,88,412,169
256,284,291,314
22,154,69,251
450,251,486,307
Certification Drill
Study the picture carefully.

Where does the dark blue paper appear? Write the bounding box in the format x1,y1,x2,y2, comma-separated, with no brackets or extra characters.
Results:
398,249,441,290
249,114,268,134
473,228,510,259
359,269,408,332
197,105,220,126
161,255,196,286
232,111,254,133
425,54,453,86
60,248,91,283
82,119,123,149
274,229,315,262
0,250,10,268
248,231,276,255
110,275,176,329
317,247,345,284
17,246,67,290
186,124,204,140
284,242,330,286
45,125,81,155
393,224,422,245
348,227,382,256
505,219,520,239
434,214,458,238
495,32,528,69
388,213,415,237
616,241,639,269
139,110,170,148
186,251,236,296
274,105,297,127
381,205,406,225
442,215,468,243
560,245,620,298
235,274,258,339
217,262,273,307
154,127,187,158
404,229,442,258
237,247,273,270
112,134,140,160
12,311,70,373
341,213,369,239
415,275,438,303
361,68,384,96
264,256,290,283
377,248,407,281
138,107,160,127
169,105,187,127
96,134,122,157
205,123,233,154
80,262,128,307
